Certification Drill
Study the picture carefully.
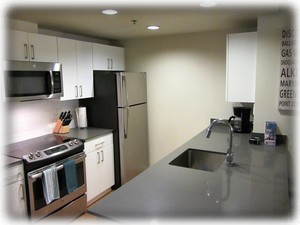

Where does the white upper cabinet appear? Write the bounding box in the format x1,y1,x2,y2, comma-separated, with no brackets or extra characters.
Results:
226,32,257,103
58,37,94,100
7,30,58,62
77,41,94,99
57,38,77,100
93,43,125,71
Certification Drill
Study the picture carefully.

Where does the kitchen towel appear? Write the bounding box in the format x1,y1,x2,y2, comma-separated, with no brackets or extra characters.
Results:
63,159,78,194
42,165,60,205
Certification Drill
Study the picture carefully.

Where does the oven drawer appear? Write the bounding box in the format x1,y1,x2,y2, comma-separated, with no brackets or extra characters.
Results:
84,133,113,154
42,194,87,222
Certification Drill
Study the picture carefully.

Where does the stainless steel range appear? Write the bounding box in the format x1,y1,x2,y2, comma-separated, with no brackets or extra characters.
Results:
6,134,87,222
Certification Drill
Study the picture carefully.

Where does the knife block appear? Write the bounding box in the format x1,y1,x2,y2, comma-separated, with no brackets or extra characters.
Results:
53,120,70,134
58,125,70,134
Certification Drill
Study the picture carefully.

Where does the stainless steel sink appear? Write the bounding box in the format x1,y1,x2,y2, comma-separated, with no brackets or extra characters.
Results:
169,148,226,172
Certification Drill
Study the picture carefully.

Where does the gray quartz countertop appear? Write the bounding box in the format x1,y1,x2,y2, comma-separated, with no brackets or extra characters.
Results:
1,155,22,167
88,126,290,221
61,127,113,141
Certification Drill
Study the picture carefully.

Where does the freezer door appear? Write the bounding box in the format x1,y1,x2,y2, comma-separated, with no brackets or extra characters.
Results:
117,72,147,107
118,103,149,184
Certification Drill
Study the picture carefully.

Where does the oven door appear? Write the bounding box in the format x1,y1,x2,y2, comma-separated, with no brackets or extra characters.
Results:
26,152,86,220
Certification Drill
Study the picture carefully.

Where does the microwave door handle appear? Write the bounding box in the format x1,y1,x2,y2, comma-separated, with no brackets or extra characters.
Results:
49,72,54,97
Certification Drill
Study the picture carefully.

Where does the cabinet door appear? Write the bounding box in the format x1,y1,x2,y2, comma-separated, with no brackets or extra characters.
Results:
93,43,125,71
84,134,114,203
93,43,111,70
76,41,94,99
27,33,58,62
2,180,27,218
226,32,257,103
7,30,29,61
100,143,115,191
57,37,78,101
110,46,125,71
85,150,102,202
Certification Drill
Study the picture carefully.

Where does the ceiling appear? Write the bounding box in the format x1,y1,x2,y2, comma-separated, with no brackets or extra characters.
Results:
5,2,283,41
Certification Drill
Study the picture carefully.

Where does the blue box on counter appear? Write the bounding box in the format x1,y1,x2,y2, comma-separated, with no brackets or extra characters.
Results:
264,121,277,146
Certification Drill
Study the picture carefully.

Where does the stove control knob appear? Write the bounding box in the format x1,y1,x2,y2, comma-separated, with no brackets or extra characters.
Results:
74,139,78,144
35,151,41,158
28,153,34,160
68,141,73,146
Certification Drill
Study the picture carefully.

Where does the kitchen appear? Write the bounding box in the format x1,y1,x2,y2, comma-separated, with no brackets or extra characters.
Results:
0,0,297,224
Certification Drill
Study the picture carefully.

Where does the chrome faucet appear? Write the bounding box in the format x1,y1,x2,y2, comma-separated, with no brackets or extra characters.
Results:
205,119,234,166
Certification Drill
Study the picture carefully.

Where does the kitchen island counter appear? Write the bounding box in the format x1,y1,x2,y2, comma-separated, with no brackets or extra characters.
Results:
88,126,290,220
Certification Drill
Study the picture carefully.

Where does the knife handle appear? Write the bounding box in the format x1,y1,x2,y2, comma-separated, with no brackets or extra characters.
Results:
59,112,64,120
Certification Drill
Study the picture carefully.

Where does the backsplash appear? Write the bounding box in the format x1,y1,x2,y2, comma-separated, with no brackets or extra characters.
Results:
5,100,79,144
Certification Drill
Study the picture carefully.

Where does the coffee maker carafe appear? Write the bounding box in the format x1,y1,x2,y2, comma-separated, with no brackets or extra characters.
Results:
229,107,252,133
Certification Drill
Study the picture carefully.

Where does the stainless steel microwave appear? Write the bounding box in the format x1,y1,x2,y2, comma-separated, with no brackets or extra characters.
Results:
3,61,63,102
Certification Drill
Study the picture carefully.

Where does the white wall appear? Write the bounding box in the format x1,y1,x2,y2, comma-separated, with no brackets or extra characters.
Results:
5,100,79,144
122,30,234,164
254,10,295,153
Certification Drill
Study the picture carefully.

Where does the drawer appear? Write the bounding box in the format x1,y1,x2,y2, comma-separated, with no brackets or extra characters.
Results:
84,133,113,154
4,163,24,186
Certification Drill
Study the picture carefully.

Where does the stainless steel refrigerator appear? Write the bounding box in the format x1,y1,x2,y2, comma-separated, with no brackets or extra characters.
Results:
80,71,149,188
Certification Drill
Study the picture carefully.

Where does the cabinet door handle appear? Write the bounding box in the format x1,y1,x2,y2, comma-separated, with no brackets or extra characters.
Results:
24,44,28,59
75,85,78,97
95,142,104,150
107,58,110,70
30,45,35,60
80,85,83,97
20,184,25,200
111,59,113,69
101,150,104,162
97,151,101,164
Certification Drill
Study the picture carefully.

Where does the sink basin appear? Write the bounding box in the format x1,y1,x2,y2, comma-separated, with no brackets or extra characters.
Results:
169,148,226,172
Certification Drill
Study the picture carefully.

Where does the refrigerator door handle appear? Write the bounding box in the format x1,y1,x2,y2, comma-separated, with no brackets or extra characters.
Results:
122,76,129,109
122,76,129,139
124,107,129,139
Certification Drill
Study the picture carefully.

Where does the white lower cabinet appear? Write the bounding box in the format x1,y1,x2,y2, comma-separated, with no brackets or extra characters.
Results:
84,133,114,205
2,162,27,218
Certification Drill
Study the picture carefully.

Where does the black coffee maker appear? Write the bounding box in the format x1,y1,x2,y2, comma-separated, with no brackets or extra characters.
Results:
229,107,253,133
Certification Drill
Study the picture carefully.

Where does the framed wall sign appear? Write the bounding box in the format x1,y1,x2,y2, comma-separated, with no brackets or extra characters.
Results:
278,28,296,111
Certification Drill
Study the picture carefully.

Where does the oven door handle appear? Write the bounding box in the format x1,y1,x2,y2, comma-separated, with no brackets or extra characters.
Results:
29,164,64,180
27,152,86,180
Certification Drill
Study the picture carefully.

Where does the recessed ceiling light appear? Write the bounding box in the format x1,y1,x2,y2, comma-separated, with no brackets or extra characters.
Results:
199,0,217,7
147,25,160,30
102,9,118,15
